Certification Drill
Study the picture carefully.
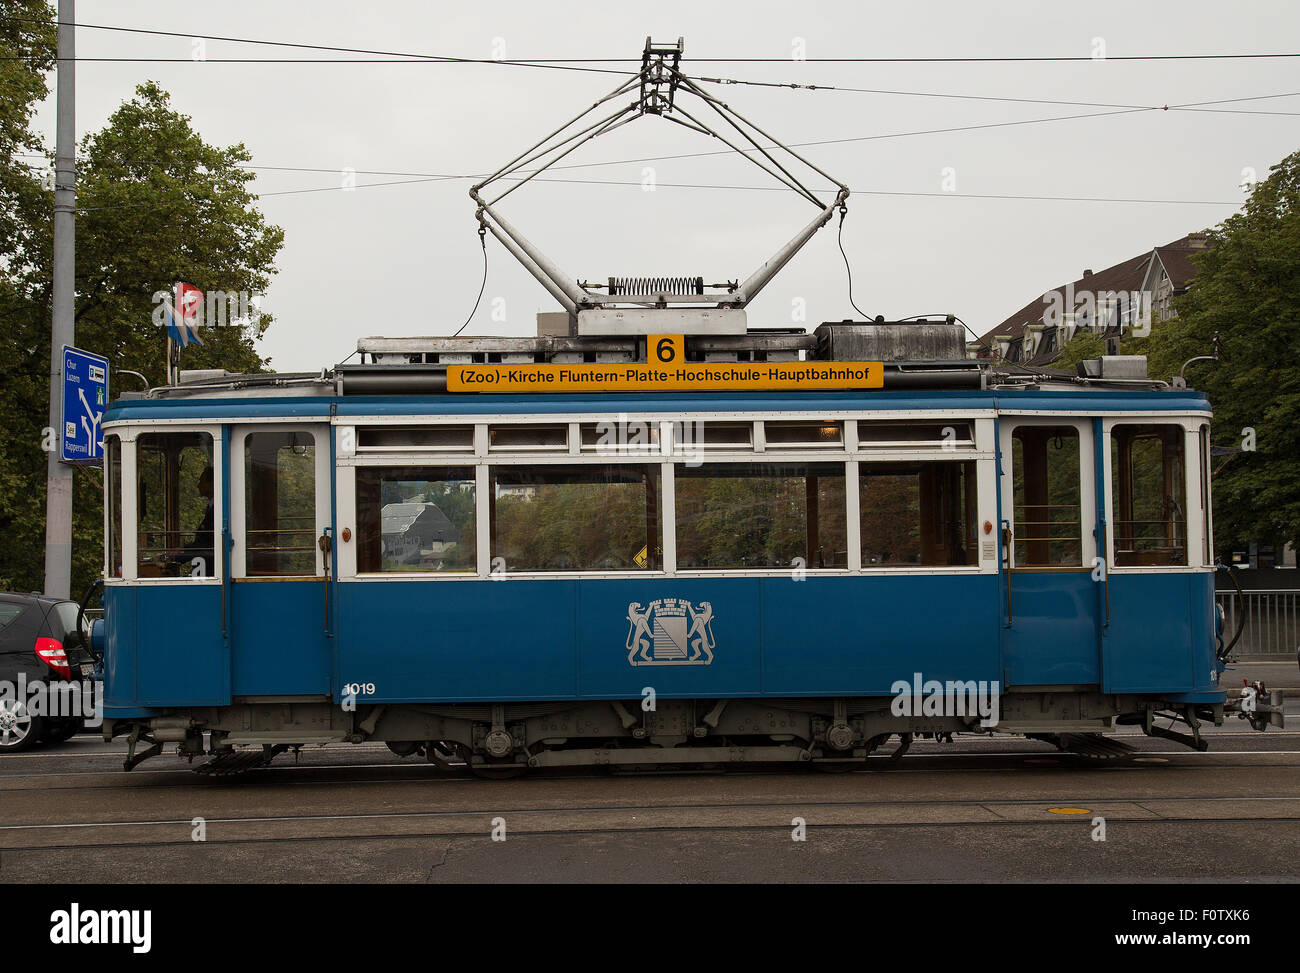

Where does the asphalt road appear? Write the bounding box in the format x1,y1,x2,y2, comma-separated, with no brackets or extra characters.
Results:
1224,660,1299,690
1,697,1297,884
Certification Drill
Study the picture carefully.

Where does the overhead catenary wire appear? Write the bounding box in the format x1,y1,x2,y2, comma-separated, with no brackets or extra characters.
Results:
3,145,1272,204
2,17,1299,65
695,77,1300,117
44,82,1294,215
56,168,1247,212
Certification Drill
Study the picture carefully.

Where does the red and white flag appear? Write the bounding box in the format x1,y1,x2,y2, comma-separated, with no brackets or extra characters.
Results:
175,282,205,346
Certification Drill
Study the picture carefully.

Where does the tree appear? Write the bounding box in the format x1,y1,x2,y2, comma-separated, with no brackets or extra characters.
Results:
0,72,284,594
0,1,55,273
1144,150,1300,556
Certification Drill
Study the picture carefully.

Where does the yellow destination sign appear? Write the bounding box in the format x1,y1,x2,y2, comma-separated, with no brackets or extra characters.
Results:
446,334,882,392
447,360,884,393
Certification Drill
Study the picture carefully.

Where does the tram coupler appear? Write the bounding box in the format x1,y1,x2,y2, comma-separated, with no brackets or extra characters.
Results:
1224,681,1285,732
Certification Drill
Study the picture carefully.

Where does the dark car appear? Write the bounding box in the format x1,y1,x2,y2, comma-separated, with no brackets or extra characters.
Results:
0,592,98,752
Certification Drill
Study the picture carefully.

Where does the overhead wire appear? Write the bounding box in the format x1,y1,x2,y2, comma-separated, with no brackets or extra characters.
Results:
4,14,1290,336
2,17,1299,65
27,83,1289,214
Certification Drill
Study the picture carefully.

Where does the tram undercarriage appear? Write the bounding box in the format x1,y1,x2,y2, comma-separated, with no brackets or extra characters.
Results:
103,689,1271,775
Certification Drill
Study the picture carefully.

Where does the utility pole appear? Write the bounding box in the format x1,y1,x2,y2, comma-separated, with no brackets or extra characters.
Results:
43,0,75,599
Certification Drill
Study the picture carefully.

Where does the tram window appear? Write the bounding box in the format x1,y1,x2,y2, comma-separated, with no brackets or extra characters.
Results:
858,421,974,449
107,435,122,577
489,425,567,451
1112,424,1187,567
1011,427,1082,566
357,426,473,452
765,421,843,449
675,463,847,570
1199,423,1212,565
860,461,977,566
699,422,753,450
490,465,661,572
136,432,214,578
245,431,317,576
356,468,475,573
580,420,661,453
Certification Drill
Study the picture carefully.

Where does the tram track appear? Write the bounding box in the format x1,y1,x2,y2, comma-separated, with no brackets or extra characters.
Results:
2,749,1300,790
4,761,1299,844
3,794,1299,853
5,737,1297,881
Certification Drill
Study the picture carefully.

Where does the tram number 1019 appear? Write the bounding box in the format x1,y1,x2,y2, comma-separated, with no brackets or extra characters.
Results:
343,683,377,697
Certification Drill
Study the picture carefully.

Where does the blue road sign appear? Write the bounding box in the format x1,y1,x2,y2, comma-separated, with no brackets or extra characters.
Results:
61,346,109,463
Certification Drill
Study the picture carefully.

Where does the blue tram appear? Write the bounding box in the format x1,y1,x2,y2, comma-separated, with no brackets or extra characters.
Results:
93,321,1274,773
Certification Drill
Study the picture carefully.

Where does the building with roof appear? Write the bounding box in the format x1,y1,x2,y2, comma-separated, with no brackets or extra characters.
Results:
975,233,1210,366
381,501,461,567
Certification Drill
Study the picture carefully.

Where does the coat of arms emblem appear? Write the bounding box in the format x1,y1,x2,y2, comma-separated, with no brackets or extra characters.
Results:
626,598,715,666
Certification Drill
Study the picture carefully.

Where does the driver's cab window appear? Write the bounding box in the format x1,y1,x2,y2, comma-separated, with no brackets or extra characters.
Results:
136,432,215,578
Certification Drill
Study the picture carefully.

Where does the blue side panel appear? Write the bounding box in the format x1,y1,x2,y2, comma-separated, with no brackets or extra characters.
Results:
335,581,579,702
131,584,229,706
761,575,999,695
103,584,138,710
335,575,999,703
1103,573,1205,693
577,578,762,698
1002,573,1100,686
230,582,332,696
1187,571,1221,693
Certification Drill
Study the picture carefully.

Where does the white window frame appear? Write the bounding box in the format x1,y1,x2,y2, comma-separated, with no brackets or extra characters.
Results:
105,423,223,584
999,416,1097,571
333,409,999,580
1102,416,1208,574
230,423,331,579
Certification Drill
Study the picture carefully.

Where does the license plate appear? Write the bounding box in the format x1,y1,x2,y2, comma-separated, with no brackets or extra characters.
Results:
79,662,97,677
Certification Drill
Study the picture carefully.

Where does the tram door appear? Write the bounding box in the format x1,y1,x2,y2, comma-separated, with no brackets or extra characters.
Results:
998,419,1102,687
228,424,333,697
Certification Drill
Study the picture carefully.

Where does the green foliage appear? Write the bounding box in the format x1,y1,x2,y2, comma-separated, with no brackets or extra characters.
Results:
0,1,55,272
0,43,284,595
1144,150,1300,555
495,478,653,571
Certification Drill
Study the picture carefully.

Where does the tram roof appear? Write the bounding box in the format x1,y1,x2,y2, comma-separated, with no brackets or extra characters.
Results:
104,384,1211,424
108,322,1209,421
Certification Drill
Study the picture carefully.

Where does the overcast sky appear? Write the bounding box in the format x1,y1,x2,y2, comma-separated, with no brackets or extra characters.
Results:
27,1,1300,371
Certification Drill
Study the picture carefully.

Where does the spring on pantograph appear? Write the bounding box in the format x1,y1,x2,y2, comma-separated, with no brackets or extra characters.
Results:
608,276,704,296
